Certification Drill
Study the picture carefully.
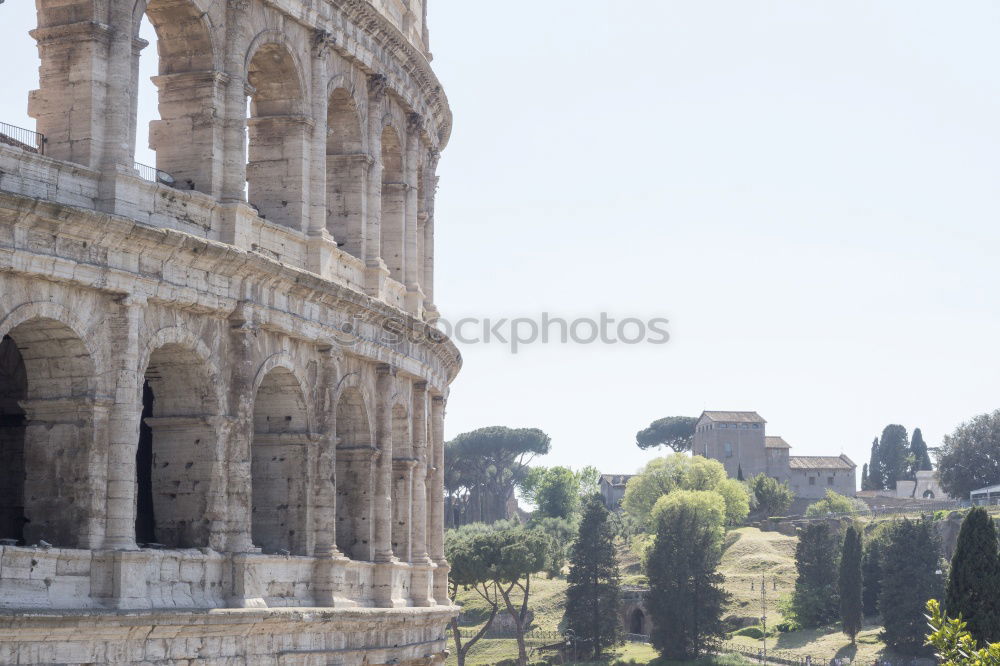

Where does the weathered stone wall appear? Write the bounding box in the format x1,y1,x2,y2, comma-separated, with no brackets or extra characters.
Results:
0,0,457,661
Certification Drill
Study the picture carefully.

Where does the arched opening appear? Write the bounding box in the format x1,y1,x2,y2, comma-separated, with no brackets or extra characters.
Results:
247,42,309,230
139,343,220,548
0,318,98,548
0,336,27,543
923,489,935,499
380,126,406,282
135,0,219,193
335,388,374,560
327,88,366,258
391,403,412,560
251,367,309,555
630,608,645,635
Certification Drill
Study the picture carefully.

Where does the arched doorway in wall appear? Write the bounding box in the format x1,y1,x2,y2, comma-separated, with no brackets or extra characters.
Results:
629,608,645,635
134,0,218,192
327,87,366,259
380,126,405,282
246,41,308,230
138,343,220,548
390,402,412,561
0,318,98,548
251,367,309,555
335,388,374,560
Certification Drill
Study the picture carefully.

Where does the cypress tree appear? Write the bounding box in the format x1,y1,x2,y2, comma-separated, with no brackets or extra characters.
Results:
879,518,943,654
861,463,870,491
909,428,933,477
737,464,744,482
878,425,910,490
791,523,841,627
839,525,863,642
868,438,883,490
945,507,1000,645
861,525,890,618
565,494,622,658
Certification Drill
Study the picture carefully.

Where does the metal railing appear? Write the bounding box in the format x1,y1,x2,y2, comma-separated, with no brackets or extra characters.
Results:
133,161,176,186
0,122,45,154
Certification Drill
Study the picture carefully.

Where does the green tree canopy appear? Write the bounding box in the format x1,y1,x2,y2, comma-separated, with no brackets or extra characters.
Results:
878,424,910,490
747,474,794,517
565,495,622,659
790,522,842,627
622,454,749,529
866,437,883,490
839,525,863,643
909,428,933,478
636,415,698,452
938,410,1000,499
646,490,729,660
805,490,867,517
879,518,944,654
523,466,580,519
945,507,1000,645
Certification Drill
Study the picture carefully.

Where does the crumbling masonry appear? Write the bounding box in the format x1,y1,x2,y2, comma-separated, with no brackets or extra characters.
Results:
0,0,459,663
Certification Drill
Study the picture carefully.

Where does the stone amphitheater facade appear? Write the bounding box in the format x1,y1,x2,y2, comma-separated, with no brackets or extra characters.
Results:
0,0,459,663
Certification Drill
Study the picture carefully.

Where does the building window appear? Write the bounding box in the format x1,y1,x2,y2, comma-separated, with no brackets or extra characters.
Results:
809,477,816,486
720,423,728,429
828,477,835,486
752,424,760,429
724,442,733,458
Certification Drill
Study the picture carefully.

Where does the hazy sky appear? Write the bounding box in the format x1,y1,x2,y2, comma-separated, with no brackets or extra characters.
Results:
2,1,998,481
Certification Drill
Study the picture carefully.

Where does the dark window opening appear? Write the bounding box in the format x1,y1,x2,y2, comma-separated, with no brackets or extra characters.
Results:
0,335,27,544
135,380,156,544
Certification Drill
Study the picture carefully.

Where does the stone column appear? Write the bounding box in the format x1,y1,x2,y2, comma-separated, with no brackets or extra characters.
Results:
373,364,395,562
404,113,425,316
422,150,441,319
224,304,257,554
221,0,251,203
309,31,333,238
410,382,434,606
430,394,449,604
246,114,313,231
363,75,390,296
103,294,145,551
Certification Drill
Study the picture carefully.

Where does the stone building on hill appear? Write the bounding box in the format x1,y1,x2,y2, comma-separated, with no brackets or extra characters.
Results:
693,411,856,498
0,0,458,662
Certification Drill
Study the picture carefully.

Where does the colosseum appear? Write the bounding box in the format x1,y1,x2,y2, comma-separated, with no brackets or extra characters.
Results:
0,0,459,663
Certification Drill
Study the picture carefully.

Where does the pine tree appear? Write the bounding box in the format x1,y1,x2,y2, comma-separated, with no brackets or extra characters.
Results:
791,523,841,627
861,463,870,491
861,524,890,618
945,507,1000,646
879,425,910,490
879,518,944,654
737,464,744,481
647,492,729,660
868,438,883,490
565,494,622,658
909,428,933,477
839,525,863,642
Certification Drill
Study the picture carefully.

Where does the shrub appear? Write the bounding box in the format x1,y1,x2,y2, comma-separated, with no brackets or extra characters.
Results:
733,625,765,639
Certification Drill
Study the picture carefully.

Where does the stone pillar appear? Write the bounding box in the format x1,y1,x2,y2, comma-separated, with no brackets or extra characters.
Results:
309,31,333,238
103,294,145,551
246,114,313,231
391,458,415,562
313,345,341,557
404,113,425,316
28,20,114,167
364,75,389,296
150,71,229,195
430,395,449,604
410,382,435,606
373,364,395,562
127,36,148,166
221,0,251,203
224,304,257,554
422,150,441,318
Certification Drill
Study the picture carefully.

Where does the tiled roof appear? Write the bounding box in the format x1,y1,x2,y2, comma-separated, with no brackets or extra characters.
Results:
699,411,766,424
765,436,791,449
600,474,633,487
789,454,855,470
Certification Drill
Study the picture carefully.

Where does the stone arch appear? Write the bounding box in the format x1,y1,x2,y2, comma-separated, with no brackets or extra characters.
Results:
0,314,100,548
923,489,935,499
133,0,223,194
138,337,223,548
246,34,310,230
335,385,375,560
380,124,406,282
327,85,367,259
251,365,310,554
629,607,646,635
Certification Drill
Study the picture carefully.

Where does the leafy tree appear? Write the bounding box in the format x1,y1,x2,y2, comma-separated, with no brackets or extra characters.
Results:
879,518,944,654
445,427,551,525
622,454,736,529
577,465,601,499
646,490,729,659
867,437,884,490
926,599,1000,666
524,466,580,519
805,490,867,517
445,525,505,666
878,424,910,490
909,428,933,478
715,478,751,527
636,415,698,452
938,410,1000,499
839,525,863,642
790,522,841,627
565,495,622,659
531,515,577,577
747,474,794,517
945,507,1000,645
492,525,556,665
